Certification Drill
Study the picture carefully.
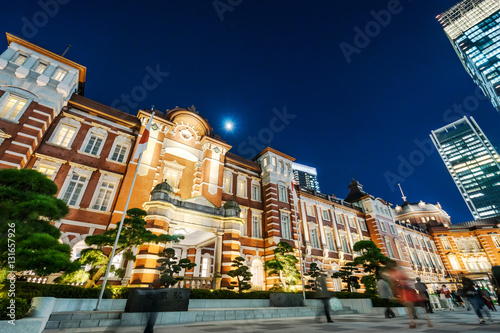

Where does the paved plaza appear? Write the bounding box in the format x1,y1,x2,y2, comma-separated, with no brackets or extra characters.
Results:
43,307,499,333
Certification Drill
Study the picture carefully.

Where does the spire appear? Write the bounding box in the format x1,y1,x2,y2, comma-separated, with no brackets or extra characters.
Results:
398,183,407,202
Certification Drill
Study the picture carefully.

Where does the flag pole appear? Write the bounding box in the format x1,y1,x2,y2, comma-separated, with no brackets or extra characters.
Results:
292,184,307,303
95,112,154,311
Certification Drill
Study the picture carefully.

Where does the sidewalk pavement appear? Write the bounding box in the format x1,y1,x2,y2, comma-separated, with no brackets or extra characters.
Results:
44,307,499,333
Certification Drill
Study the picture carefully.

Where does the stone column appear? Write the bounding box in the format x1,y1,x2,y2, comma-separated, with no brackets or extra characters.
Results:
212,232,223,289
193,247,202,277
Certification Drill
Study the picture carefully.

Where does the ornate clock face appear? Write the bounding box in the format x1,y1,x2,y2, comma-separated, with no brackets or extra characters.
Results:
179,128,192,140
151,123,159,131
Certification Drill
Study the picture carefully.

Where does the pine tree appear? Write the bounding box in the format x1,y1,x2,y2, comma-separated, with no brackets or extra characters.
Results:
227,256,253,293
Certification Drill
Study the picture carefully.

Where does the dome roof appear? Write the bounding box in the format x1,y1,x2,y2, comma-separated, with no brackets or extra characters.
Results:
151,180,174,195
223,197,240,210
396,200,442,215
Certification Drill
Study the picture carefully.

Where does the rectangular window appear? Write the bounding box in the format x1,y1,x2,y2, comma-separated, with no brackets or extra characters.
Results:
326,232,336,251
62,173,88,206
34,62,47,74
0,95,27,120
406,234,413,244
92,181,115,211
53,68,67,81
240,209,247,236
251,184,260,201
441,238,452,250
54,124,77,148
272,156,276,166
492,235,500,248
223,173,232,193
165,169,181,189
349,218,356,228
281,213,291,239
278,185,288,202
386,239,395,258
252,214,261,238
389,224,396,234
110,144,128,163
263,157,268,167
359,219,367,231
237,179,246,197
310,228,320,248
13,54,27,65
341,235,350,253
201,257,210,277
306,205,314,216
322,209,330,220
336,214,344,225
83,134,103,155
379,221,387,232
38,164,57,179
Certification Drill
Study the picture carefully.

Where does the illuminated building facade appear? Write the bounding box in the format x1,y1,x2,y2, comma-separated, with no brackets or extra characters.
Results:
431,116,500,220
438,0,500,111
292,162,320,192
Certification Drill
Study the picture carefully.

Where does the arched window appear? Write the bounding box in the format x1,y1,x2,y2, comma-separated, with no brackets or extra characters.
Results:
251,259,264,289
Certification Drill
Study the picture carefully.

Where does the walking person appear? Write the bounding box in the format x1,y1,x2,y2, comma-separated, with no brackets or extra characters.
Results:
452,290,464,308
463,277,493,325
458,286,471,311
440,284,454,311
415,277,434,314
315,273,333,323
479,287,497,311
377,273,395,318
386,261,432,329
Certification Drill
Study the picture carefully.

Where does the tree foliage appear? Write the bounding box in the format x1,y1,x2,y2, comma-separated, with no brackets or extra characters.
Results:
331,262,360,292
0,169,78,276
227,256,252,293
304,262,323,291
82,208,183,287
158,248,196,288
264,241,301,291
352,240,394,295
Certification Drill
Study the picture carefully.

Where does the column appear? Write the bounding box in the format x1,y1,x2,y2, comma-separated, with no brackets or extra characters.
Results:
193,247,202,277
211,232,223,289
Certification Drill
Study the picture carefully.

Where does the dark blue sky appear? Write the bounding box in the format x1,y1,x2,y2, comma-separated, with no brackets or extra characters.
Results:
4,0,500,223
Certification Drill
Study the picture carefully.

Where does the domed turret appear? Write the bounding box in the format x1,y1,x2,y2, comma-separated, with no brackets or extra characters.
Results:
150,180,174,201
223,197,241,217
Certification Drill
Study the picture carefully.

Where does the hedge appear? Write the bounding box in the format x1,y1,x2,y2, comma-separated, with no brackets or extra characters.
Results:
0,297,30,321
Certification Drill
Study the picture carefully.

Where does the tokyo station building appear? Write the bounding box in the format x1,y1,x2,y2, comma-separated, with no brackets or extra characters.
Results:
1,33,499,291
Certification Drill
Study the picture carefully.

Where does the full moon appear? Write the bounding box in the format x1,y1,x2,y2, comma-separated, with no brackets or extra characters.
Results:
225,121,234,131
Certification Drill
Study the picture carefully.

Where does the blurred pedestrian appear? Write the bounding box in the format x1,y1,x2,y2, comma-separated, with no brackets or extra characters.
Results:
452,290,464,308
377,273,395,318
479,287,497,311
463,277,493,325
440,285,454,311
458,286,471,311
415,277,433,314
315,273,333,323
386,261,432,329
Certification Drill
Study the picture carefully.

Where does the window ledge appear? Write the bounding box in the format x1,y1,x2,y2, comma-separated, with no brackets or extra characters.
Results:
46,142,71,150
0,117,19,124
237,195,248,199
77,150,101,159
84,208,112,215
106,158,126,166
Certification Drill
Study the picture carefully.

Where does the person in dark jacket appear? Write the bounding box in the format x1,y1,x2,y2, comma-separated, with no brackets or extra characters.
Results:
462,277,493,325
415,277,433,314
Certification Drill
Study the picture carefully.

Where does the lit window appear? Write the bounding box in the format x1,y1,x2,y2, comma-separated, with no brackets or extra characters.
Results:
223,172,232,193
110,143,128,163
395,242,404,260
263,157,268,167
322,209,330,220
278,184,288,202
83,133,104,156
448,255,461,270
272,156,276,166
53,68,67,81
61,172,88,206
340,235,350,253
386,238,395,258
240,209,247,236
34,62,47,74
281,213,291,239
13,54,27,65
252,214,261,238
237,177,247,197
92,181,115,211
201,257,210,277
349,218,356,228
492,235,500,248
441,237,452,250
336,214,344,225
165,168,182,189
306,205,314,216
251,183,260,201
0,95,27,121
279,160,284,173
37,164,56,179
54,124,77,147
310,228,320,248
326,232,336,251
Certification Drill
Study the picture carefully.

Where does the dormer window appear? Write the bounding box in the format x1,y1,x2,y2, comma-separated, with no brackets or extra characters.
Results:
34,62,47,74
13,54,27,65
53,68,67,81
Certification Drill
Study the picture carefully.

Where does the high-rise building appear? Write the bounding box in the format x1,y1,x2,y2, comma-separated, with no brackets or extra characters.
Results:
292,162,320,192
430,116,500,219
437,0,500,111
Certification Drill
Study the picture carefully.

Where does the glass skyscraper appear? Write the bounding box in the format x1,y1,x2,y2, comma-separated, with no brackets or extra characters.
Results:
431,116,500,219
292,162,320,192
438,0,500,111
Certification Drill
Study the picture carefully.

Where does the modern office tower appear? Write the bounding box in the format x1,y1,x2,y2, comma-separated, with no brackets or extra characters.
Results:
430,116,500,219
437,0,500,111
292,162,320,192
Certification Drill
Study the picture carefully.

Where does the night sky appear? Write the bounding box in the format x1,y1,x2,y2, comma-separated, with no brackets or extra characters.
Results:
4,0,500,223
